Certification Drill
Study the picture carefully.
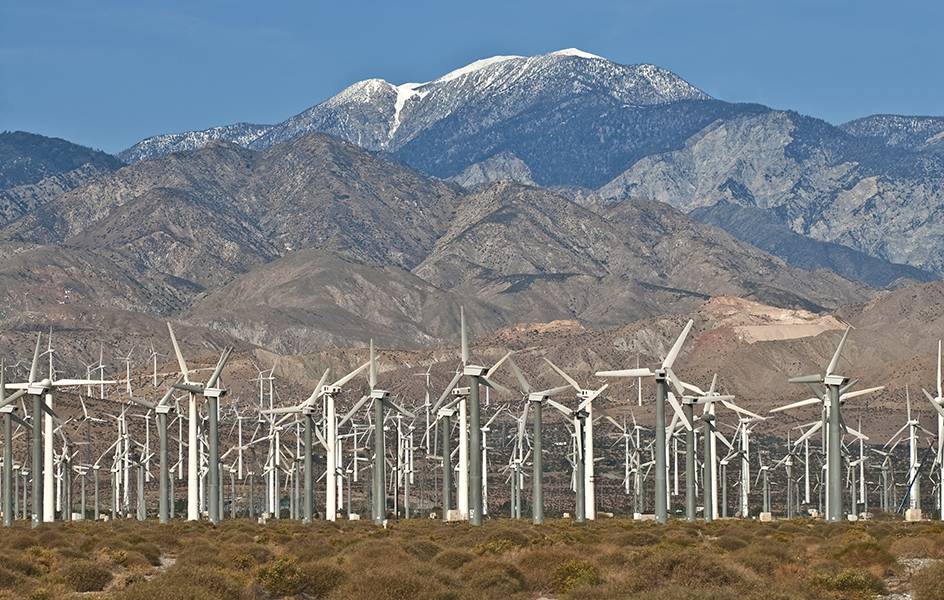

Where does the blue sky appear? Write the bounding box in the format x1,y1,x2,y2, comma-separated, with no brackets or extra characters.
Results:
1,0,941,154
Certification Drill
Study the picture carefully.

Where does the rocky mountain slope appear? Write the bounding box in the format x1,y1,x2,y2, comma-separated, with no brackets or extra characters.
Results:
0,131,125,225
414,181,870,324
113,50,944,281
840,114,944,154
0,129,880,359
599,109,944,274
688,202,937,288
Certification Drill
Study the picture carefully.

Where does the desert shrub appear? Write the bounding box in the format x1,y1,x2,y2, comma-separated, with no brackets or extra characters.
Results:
776,523,804,535
403,539,442,561
5,534,35,550
35,531,68,549
515,547,583,591
0,565,29,592
79,536,98,553
715,525,753,540
24,587,54,600
486,527,531,548
176,539,227,569
298,559,346,598
551,559,598,593
227,543,273,567
332,564,451,600
128,541,161,566
458,557,527,596
835,540,896,568
732,538,792,576
60,559,114,592
617,546,753,594
114,564,251,600
256,555,302,597
339,538,411,564
913,560,944,600
808,568,886,598
434,549,477,570
890,535,938,559
712,536,747,552
118,550,153,571
614,530,659,547
473,526,531,555
0,553,43,577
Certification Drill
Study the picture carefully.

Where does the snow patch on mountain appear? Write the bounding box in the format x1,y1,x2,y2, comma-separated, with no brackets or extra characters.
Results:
323,78,394,107
433,55,523,84
549,48,603,60
391,83,426,138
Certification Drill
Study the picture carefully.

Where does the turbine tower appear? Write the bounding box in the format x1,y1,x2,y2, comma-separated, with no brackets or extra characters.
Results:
596,319,695,523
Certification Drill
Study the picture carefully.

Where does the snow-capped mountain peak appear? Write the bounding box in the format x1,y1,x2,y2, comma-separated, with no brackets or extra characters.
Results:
119,49,711,164
548,48,603,60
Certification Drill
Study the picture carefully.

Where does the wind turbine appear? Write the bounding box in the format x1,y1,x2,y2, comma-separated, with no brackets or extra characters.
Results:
339,341,413,524
506,356,569,525
167,322,232,524
596,319,695,523
455,307,511,526
887,386,933,515
0,361,29,526
6,333,113,527
786,327,874,522
544,358,609,520
127,381,180,522
921,340,944,520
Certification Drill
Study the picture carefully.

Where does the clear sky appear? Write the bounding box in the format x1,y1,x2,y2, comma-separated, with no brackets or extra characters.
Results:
1,0,941,155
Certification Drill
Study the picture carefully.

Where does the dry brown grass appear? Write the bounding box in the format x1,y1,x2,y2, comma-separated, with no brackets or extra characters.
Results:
0,516,939,599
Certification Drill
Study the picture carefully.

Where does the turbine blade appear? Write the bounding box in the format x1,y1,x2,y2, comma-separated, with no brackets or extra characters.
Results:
340,395,370,426
938,340,942,399
663,319,694,370
770,397,821,413
480,376,510,395
826,326,851,377
538,384,573,398
544,357,581,392
302,368,331,407
167,323,190,383
596,368,653,378
460,307,469,365
28,333,42,385
369,340,377,389
206,347,232,389
666,368,685,396
487,351,512,378
666,391,692,431
577,384,608,411
433,371,463,413
333,361,369,389
508,357,530,394
545,398,572,417
923,388,944,419
129,396,156,410
789,374,823,384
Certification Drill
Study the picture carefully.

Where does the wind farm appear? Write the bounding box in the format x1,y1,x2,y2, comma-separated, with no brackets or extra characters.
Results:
0,304,941,530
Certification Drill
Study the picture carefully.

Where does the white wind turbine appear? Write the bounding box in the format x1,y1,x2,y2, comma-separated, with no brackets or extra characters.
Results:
886,386,933,514
5,332,113,527
921,340,944,520
166,322,232,523
544,358,609,520
596,319,696,523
